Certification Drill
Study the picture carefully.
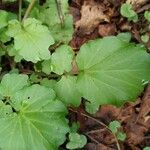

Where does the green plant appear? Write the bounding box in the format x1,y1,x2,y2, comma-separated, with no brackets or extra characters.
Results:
144,11,150,22
141,34,149,43
66,133,87,149
120,3,138,22
143,147,150,150
108,121,126,141
0,0,150,149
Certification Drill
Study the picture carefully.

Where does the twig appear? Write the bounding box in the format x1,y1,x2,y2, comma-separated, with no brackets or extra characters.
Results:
22,0,36,22
55,0,64,27
84,133,99,144
18,0,22,22
69,108,121,150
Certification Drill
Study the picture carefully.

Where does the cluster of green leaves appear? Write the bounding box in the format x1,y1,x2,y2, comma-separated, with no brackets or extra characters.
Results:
1,0,150,149
120,3,138,22
120,4,150,44
108,121,126,141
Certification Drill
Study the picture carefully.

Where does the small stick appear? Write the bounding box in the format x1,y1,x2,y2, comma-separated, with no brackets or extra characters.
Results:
18,0,22,22
69,108,121,150
22,0,36,22
55,0,64,27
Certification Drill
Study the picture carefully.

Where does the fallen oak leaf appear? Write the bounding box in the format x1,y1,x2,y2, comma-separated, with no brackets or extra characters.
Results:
75,1,109,36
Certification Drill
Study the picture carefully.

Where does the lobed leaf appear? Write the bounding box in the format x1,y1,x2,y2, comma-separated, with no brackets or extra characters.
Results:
51,45,74,75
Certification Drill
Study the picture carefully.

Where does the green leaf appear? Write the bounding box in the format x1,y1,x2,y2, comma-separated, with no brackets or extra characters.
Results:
85,102,99,114
144,11,150,22
66,133,87,149
120,3,138,22
108,121,121,134
55,75,81,106
2,0,17,2
0,73,29,98
141,34,149,43
29,73,41,84
117,132,126,141
76,36,150,106
51,45,74,75
70,122,80,133
42,59,52,74
38,0,73,43
0,101,13,118
39,0,69,27
7,44,23,62
143,147,150,150
0,10,16,29
0,28,11,43
117,32,131,43
7,18,54,62
0,84,69,150
50,15,74,43
40,78,56,89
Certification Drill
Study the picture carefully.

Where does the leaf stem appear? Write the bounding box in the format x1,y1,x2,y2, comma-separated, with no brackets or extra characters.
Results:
22,0,36,22
55,0,64,27
18,0,22,22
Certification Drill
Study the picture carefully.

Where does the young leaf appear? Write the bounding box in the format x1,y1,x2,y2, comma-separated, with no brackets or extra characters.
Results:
120,3,138,22
55,75,81,106
85,102,99,114
39,0,69,27
42,59,52,74
117,132,126,141
144,11,150,22
0,10,16,29
50,15,74,43
117,32,131,43
51,45,74,75
40,78,56,89
0,84,69,149
76,36,150,107
0,73,29,98
38,0,73,43
143,147,150,150
0,28,11,43
66,133,87,150
7,18,54,62
141,34,149,43
108,121,121,134
0,101,13,118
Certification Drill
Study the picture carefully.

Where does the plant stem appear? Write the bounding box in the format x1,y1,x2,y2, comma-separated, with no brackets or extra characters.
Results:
22,0,36,22
55,0,64,27
18,0,22,22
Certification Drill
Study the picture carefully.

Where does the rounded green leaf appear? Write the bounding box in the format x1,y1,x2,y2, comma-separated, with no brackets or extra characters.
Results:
51,45,74,75
42,59,52,74
144,11,150,22
66,133,87,149
0,73,29,98
108,121,121,134
0,10,16,29
76,36,150,106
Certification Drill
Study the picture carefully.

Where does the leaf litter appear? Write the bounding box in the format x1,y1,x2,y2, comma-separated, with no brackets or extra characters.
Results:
1,0,150,149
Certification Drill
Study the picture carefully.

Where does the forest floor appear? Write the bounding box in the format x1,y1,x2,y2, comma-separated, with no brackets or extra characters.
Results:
1,0,150,149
